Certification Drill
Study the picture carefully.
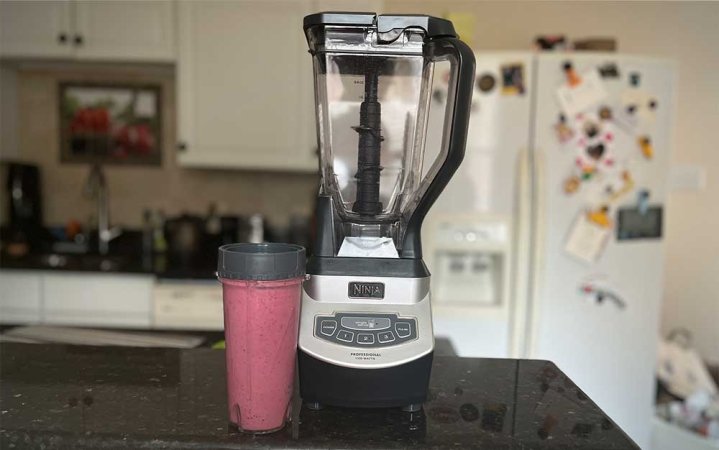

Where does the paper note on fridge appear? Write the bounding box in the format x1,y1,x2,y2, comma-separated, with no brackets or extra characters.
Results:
564,213,611,263
556,69,607,116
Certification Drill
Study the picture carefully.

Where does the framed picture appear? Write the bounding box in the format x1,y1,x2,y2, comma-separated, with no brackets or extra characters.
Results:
59,82,162,165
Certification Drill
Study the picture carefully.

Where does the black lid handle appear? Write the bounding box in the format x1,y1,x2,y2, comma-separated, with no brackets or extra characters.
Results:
401,37,475,259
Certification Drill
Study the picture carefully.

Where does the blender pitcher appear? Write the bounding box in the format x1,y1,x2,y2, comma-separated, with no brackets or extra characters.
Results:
305,12,475,259
298,12,475,410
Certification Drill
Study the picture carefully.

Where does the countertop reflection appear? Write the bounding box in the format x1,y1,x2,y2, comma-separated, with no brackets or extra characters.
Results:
0,343,637,449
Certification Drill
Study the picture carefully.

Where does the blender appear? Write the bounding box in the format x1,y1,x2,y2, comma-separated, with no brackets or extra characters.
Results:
298,12,475,411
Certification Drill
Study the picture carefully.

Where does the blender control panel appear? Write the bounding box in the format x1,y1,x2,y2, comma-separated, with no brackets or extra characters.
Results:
314,313,417,348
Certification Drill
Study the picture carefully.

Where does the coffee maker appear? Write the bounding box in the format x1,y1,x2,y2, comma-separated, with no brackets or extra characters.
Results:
298,12,475,410
4,162,42,228
3,162,44,250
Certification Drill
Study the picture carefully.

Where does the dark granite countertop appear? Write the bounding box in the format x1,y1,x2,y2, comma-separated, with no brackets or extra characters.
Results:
1,228,218,279
0,252,216,280
0,343,637,449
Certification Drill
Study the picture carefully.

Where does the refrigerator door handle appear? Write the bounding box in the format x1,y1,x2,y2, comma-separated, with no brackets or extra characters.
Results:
510,145,545,359
509,147,532,358
528,147,546,358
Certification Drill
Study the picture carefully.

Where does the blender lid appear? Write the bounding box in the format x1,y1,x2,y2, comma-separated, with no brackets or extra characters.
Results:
303,12,457,40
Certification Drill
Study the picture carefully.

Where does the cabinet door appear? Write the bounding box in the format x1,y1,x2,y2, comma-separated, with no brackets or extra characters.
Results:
43,272,154,328
152,282,223,330
0,271,42,323
74,0,175,62
0,0,73,58
177,0,316,171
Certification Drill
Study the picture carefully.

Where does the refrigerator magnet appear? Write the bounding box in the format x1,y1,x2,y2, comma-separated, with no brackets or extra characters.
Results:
554,114,575,143
598,63,620,79
605,170,636,204
614,89,658,132
564,175,581,194
622,89,658,123
562,61,582,87
580,167,630,208
587,205,613,228
580,282,627,309
638,136,653,159
598,105,613,121
500,63,525,95
569,127,618,187
564,211,611,263
616,204,663,240
637,190,651,215
556,69,608,116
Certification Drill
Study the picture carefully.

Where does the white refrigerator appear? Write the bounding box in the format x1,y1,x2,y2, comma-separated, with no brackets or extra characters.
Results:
423,52,675,449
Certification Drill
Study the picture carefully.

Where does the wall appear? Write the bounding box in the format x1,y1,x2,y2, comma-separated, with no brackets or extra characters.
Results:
2,2,716,362
0,66,18,160
3,62,318,230
384,0,719,362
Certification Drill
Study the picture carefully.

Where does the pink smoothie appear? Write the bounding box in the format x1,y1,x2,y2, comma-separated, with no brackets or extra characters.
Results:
220,277,302,433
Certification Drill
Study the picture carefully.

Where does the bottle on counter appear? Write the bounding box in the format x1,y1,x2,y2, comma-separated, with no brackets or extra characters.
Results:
205,202,222,236
152,209,168,273
248,214,264,244
153,209,168,254
141,209,153,269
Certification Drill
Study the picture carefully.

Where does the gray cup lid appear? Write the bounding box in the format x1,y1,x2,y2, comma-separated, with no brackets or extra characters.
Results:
217,243,306,281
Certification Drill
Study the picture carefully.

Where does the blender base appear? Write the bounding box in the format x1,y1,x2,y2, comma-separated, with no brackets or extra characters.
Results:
298,350,433,409
401,403,422,412
304,401,324,411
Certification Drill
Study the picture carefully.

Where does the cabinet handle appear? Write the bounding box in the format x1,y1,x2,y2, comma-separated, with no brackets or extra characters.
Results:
74,34,84,46
58,33,68,44
177,142,188,151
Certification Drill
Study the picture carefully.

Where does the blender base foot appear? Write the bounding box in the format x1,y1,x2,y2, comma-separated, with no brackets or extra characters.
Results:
402,403,422,413
305,401,324,411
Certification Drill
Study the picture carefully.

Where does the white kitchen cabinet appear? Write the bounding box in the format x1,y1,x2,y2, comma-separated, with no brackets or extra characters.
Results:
152,281,223,330
42,272,154,328
176,0,317,171
74,1,175,62
1,270,224,331
0,0,175,62
0,270,43,323
0,0,73,58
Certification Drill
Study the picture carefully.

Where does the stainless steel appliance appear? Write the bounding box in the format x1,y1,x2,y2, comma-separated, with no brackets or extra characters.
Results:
297,12,475,410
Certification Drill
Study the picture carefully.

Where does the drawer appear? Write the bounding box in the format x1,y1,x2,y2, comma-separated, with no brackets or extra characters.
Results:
153,282,223,330
0,270,42,323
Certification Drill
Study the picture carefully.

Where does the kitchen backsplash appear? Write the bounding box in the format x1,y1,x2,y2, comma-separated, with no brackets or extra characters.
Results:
5,63,318,229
